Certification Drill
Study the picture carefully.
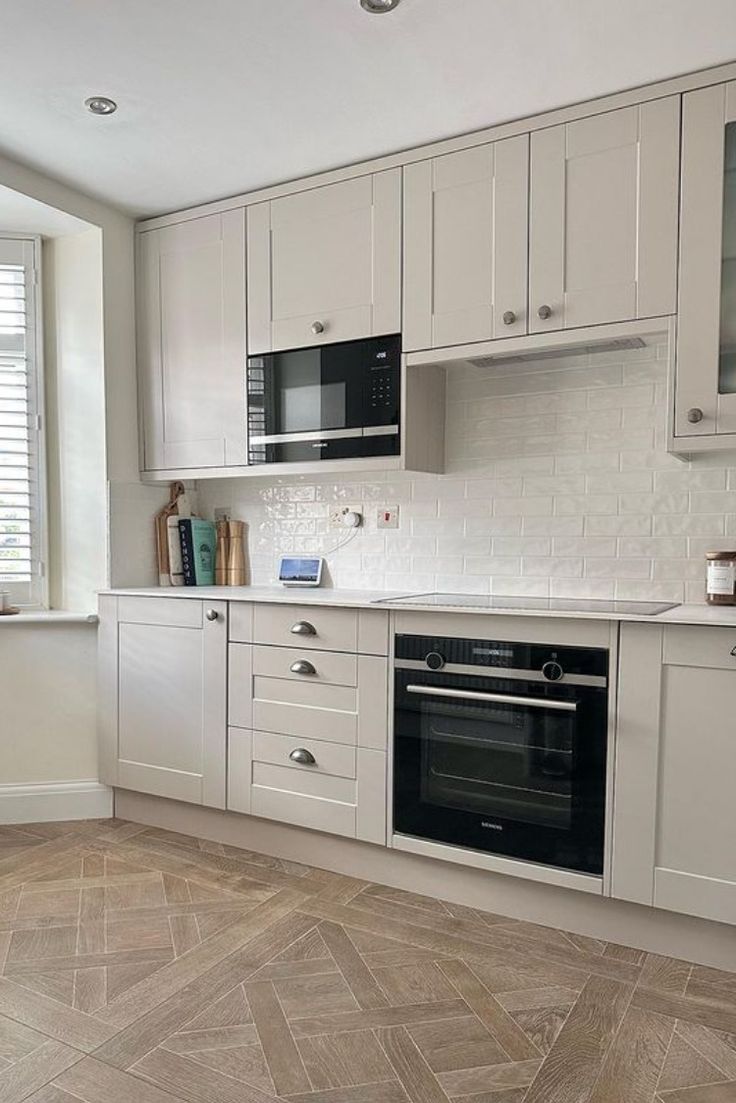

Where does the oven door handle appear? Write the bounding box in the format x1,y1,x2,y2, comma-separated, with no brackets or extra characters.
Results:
405,684,577,712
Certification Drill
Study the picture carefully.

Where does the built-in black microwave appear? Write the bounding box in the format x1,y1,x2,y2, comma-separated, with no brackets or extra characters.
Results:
246,334,400,465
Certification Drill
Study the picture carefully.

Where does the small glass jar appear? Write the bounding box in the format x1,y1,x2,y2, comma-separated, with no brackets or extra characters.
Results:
705,551,736,605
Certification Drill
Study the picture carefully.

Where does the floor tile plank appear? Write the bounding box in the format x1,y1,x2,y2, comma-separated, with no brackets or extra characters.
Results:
376,1024,450,1103
522,975,634,1103
587,1005,674,1103
318,921,388,1010
245,978,311,1095
438,959,541,1061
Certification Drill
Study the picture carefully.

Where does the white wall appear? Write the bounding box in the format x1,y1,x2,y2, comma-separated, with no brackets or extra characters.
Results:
44,229,107,612
198,341,736,603
0,153,136,806
0,622,97,784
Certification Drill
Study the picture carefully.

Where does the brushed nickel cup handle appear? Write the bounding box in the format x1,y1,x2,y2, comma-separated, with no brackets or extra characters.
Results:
290,621,316,637
289,748,316,766
290,659,316,675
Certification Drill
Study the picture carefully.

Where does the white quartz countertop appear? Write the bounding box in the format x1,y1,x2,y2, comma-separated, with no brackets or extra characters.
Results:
100,586,736,628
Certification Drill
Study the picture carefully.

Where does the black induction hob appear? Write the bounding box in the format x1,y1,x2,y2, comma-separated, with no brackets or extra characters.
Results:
372,593,679,616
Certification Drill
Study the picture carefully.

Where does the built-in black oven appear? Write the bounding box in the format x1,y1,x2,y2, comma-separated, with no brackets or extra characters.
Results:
393,634,608,876
247,334,400,465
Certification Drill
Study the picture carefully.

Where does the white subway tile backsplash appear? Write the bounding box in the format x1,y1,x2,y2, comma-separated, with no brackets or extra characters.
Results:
195,343,733,601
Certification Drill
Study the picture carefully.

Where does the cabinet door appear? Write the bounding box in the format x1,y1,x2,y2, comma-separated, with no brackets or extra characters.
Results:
247,170,401,353
99,596,227,807
403,136,529,351
138,210,247,473
676,82,736,438
655,658,736,925
529,97,680,333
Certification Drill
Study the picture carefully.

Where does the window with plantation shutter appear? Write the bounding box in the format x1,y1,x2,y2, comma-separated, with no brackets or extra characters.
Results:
0,236,45,608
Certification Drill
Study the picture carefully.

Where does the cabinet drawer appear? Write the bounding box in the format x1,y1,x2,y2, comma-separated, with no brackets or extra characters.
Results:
254,604,358,652
254,693,357,745
663,625,736,670
229,646,388,749
252,730,356,779
252,645,358,686
227,728,386,844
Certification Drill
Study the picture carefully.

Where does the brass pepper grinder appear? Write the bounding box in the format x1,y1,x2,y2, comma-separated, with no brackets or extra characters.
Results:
226,520,247,586
215,520,229,586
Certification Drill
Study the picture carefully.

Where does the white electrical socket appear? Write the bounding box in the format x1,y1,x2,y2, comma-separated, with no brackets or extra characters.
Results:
330,504,362,529
377,505,400,529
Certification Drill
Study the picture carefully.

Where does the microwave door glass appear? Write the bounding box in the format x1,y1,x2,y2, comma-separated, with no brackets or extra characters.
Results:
274,348,347,434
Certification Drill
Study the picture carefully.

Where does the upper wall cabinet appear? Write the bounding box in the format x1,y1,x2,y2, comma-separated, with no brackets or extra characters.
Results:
138,210,247,475
529,97,680,334
247,170,401,354
403,136,529,351
674,82,736,445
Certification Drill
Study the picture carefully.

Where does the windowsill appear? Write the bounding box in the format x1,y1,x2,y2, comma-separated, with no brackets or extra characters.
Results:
0,610,98,626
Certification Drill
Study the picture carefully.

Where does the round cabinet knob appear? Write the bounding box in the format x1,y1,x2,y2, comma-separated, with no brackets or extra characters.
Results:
289,748,316,766
311,321,325,335
425,651,446,671
502,310,516,326
687,407,704,424
205,609,219,622
537,304,553,320
290,659,316,676
541,660,564,682
290,620,316,637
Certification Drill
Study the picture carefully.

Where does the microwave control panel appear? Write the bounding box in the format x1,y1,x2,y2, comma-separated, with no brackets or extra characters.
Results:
370,367,395,410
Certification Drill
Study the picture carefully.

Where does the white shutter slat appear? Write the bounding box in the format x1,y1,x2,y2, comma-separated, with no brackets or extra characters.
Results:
0,247,40,594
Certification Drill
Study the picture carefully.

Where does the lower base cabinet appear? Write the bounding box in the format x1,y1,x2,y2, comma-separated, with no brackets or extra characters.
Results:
98,595,227,808
228,728,386,844
614,622,736,926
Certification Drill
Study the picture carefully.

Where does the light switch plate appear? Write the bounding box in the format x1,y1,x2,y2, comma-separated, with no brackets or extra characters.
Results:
377,505,400,529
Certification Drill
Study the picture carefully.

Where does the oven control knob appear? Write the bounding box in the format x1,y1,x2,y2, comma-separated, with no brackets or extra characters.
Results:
542,660,564,682
425,652,445,671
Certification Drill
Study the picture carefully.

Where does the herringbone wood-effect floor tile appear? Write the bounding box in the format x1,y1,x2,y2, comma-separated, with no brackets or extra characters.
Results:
0,819,734,1103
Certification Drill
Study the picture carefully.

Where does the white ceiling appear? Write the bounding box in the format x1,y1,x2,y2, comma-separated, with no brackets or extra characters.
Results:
0,185,91,238
2,0,736,219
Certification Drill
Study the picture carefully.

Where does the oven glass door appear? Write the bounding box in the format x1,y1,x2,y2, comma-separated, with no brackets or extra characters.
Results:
393,671,607,875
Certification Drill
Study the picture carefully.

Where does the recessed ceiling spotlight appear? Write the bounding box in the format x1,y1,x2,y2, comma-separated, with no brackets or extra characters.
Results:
85,96,117,116
360,0,401,12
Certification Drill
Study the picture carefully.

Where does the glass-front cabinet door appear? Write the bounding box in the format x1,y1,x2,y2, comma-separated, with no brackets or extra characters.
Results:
676,81,736,440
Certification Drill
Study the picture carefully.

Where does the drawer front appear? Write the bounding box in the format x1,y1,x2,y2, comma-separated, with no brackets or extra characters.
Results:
251,786,356,838
252,730,356,779
254,604,358,652
253,698,357,745
253,645,358,686
227,728,385,844
664,624,736,670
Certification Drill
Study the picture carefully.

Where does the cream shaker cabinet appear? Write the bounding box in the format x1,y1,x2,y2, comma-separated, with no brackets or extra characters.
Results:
530,97,680,334
98,596,227,808
675,81,736,444
137,210,247,475
227,602,389,844
403,136,529,351
613,623,736,927
247,170,401,354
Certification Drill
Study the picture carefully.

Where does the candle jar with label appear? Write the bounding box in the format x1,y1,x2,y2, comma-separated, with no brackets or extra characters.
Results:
705,551,736,605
